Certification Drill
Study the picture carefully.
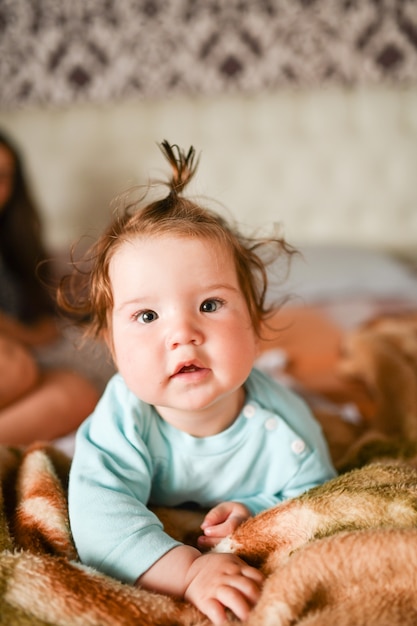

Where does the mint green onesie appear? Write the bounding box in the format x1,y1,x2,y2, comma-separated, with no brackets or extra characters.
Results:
69,367,336,583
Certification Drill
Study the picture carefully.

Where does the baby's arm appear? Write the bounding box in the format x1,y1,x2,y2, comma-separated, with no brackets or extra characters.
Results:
137,543,263,625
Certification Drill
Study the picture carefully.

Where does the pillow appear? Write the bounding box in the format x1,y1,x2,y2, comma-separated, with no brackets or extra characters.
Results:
268,245,417,304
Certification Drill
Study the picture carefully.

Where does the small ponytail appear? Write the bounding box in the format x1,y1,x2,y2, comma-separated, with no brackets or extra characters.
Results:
159,140,199,198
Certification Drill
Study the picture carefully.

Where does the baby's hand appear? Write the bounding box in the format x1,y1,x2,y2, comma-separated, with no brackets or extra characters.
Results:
184,552,264,625
198,501,251,550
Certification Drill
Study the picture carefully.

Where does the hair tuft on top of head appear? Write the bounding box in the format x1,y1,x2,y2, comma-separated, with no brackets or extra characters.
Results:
159,140,199,197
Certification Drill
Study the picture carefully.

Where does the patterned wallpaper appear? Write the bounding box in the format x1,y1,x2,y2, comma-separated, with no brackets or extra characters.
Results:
1,0,417,107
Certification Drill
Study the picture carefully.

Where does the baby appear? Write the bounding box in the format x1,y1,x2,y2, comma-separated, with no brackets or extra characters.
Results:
60,142,336,624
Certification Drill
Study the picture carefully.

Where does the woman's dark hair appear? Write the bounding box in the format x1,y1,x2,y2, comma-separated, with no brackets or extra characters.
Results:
58,141,297,339
0,131,54,321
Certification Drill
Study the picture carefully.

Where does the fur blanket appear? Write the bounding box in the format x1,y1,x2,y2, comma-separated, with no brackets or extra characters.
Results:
2,313,417,625
2,444,417,626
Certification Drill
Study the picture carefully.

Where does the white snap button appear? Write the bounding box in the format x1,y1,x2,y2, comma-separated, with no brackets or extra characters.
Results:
243,404,256,418
265,417,279,431
291,439,306,454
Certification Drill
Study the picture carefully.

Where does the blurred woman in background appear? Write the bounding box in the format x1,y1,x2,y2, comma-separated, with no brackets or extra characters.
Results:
0,130,99,446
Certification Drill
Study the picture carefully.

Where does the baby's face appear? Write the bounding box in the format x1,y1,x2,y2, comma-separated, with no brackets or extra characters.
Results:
108,234,258,436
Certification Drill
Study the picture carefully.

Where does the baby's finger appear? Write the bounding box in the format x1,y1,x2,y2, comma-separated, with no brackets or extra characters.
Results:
216,582,257,622
235,570,264,604
202,598,228,626
197,534,219,550
203,514,246,539
201,503,229,529
202,521,229,537
242,563,265,585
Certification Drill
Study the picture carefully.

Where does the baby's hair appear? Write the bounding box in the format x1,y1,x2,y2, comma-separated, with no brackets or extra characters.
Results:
57,141,297,339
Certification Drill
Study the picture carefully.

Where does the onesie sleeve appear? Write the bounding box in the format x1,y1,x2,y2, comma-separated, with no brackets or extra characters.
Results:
238,444,336,515
68,376,181,584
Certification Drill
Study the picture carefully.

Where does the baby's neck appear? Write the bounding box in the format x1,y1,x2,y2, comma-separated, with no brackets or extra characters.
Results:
155,386,246,438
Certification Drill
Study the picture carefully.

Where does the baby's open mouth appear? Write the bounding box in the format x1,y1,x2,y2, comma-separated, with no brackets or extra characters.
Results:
179,365,200,373
171,362,208,379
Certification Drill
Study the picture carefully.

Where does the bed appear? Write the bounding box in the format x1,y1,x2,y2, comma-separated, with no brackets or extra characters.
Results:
2,244,417,625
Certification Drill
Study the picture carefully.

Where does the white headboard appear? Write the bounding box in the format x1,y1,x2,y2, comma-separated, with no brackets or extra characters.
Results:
0,86,416,254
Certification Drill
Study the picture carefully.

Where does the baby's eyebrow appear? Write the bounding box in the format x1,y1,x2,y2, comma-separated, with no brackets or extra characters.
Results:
113,297,148,313
203,282,239,293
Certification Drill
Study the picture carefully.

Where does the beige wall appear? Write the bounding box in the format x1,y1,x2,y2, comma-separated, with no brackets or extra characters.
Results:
1,86,416,254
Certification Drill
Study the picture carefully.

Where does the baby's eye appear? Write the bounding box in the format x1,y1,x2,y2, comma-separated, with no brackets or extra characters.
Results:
135,310,158,324
200,298,224,313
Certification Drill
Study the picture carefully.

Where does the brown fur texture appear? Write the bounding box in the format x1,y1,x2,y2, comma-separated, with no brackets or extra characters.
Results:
339,314,417,439
2,445,417,626
215,462,417,575
337,313,417,471
246,528,417,626
0,443,209,626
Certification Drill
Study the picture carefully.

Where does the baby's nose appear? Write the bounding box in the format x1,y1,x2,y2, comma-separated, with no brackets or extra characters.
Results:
166,318,203,349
